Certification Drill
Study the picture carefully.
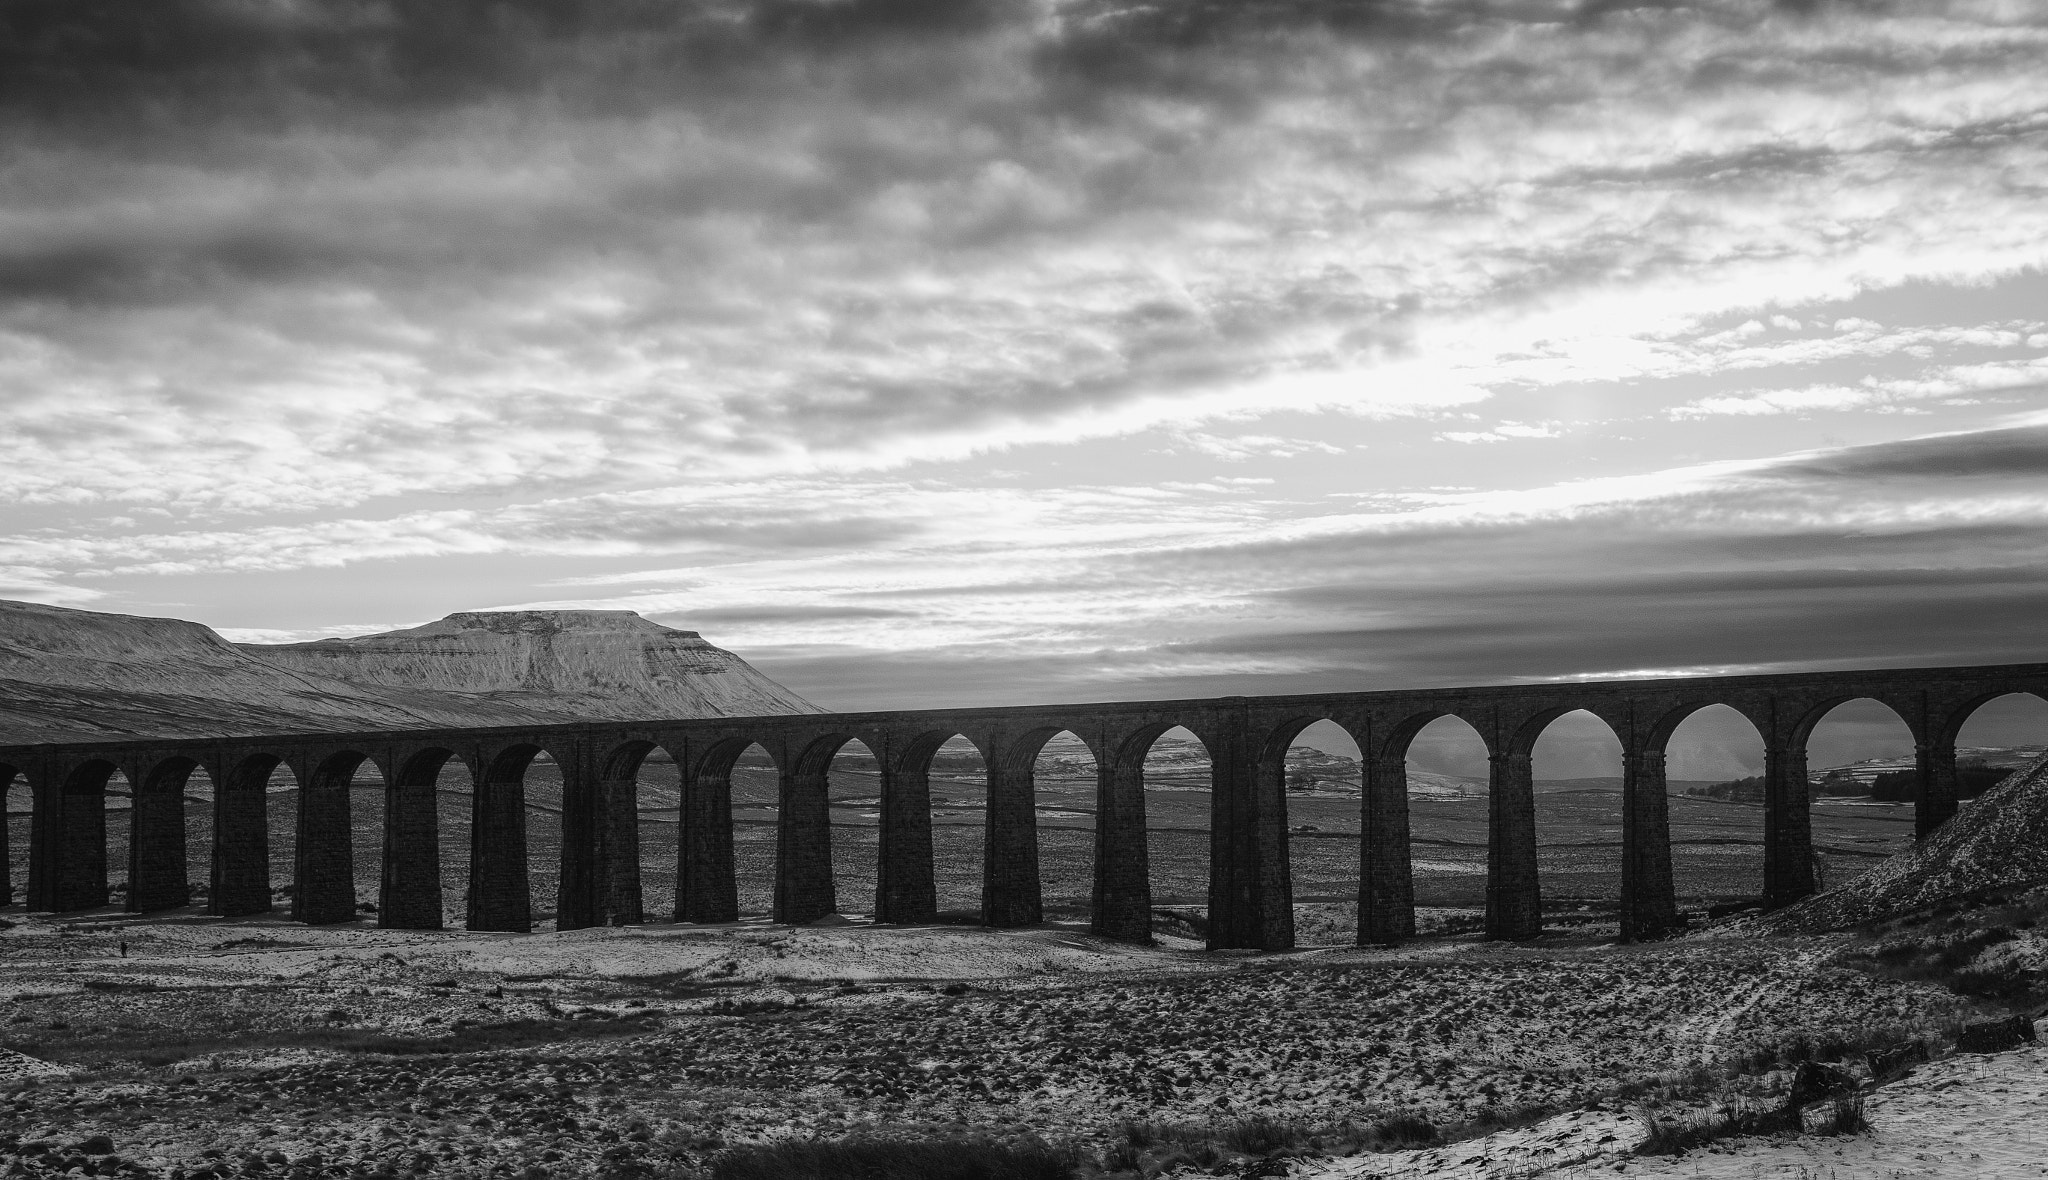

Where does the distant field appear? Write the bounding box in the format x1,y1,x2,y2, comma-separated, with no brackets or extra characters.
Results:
3,759,1916,939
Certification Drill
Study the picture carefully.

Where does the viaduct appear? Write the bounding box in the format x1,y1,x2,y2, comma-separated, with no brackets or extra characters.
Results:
3,661,2044,949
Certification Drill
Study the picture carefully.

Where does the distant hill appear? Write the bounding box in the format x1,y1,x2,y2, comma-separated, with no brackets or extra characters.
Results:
246,610,820,726
0,600,820,745
1684,748,2044,805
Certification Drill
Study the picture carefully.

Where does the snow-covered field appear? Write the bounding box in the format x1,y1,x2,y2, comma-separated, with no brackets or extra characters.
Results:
0,908,2023,1178
1289,1031,2048,1178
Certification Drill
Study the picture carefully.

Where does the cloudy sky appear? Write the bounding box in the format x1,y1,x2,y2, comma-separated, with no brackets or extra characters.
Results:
4,0,2047,762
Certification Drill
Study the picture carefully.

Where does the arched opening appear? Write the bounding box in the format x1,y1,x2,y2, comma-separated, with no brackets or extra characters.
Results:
1806,699,1917,788
629,744,683,923
1400,714,1491,933
1799,698,1918,893
1949,692,2048,800
1660,704,1768,911
179,764,214,913
261,761,299,912
350,757,384,922
1277,719,1363,946
1024,729,1098,929
427,754,475,928
525,750,563,927
432,757,475,926
1137,724,1211,941
1526,709,1623,932
924,735,987,920
102,766,133,911
720,737,782,921
825,737,880,921
3,763,25,906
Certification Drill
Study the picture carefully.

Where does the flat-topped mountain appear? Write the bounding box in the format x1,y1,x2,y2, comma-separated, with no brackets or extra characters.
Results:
0,600,819,745
244,610,820,725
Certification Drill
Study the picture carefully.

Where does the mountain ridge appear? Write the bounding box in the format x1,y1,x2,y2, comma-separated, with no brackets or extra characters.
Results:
0,600,820,745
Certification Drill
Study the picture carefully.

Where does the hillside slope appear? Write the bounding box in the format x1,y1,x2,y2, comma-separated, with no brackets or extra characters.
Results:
0,601,819,746
1762,749,2048,932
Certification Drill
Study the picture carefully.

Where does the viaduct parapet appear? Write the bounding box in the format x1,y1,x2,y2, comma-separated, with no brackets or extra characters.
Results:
3,662,2043,948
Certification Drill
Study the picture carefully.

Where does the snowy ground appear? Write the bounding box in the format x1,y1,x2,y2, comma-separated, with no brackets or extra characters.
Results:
1290,1025,2048,1179
0,909,2021,1178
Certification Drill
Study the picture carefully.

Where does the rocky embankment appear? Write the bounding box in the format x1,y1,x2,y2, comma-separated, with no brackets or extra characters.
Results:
0,602,819,745
1764,749,2048,933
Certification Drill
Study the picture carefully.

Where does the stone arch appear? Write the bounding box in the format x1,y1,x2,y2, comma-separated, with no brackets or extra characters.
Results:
1090,721,1211,944
1791,694,1923,752
138,755,199,791
878,729,989,924
1943,690,2048,812
129,754,200,913
1257,716,1366,946
1505,705,1589,758
601,740,656,782
295,750,371,925
64,758,122,792
1515,708,1626,935
1795,696,1918,801
1648,700,1762,754
378,746,460,930
995,726,1106,777
676,736,776,924
775,731,873,925
1939,688,2048,749
1256,715,1366,775
982,726,1101,929
1379,709,1497,766
212,752,283,917
1779,696,1918,895
590,739,660,927
1649,701,1768,915
468,742,550,932
482,742,547,783
1372,710,1493,936
791,731,865,778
